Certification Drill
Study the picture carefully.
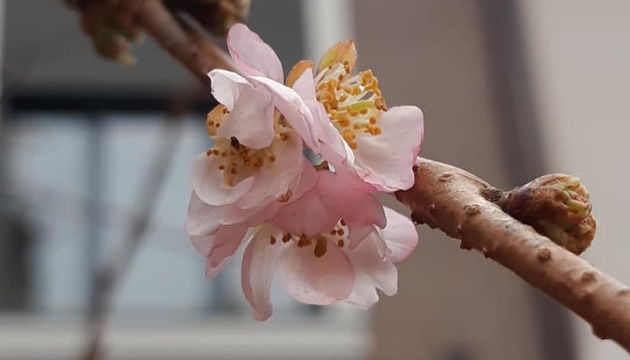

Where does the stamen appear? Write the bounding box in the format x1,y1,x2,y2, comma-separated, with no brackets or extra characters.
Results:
270,235,277,245
297,234,309,248
278,189,293,203
230,136,240,149
315,62,388,151
314,237,328,258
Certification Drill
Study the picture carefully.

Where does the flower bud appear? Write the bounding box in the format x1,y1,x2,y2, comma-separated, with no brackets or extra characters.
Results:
504,174,596,255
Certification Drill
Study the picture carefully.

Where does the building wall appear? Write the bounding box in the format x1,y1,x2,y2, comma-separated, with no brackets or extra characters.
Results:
519,1,630,359
353,1,544,359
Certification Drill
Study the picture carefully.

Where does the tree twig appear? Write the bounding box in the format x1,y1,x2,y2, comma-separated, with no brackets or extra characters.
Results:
131,0,237,83
67,0,239,83
396,157,630,351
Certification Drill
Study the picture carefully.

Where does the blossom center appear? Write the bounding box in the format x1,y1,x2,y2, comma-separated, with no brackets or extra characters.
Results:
315,62,387,150
269,219,349,258
205,106,291,187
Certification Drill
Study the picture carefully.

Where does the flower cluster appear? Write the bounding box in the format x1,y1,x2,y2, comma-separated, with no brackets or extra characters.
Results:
187,24,424,320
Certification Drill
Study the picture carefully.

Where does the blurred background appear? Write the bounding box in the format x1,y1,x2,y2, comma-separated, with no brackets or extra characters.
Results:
0,0,627,359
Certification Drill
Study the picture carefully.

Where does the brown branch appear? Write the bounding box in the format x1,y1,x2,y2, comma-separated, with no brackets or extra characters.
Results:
396,157,630,351
131,0,237,83
68,0,240,83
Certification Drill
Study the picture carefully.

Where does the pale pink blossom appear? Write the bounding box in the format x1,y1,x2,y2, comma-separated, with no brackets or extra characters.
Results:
242,206,418,320
311,40,425,192
191,24,327,224
186,25,423,320
186,160,317,277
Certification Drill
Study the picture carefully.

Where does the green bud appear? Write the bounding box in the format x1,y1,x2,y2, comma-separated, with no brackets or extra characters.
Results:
504,174,596,255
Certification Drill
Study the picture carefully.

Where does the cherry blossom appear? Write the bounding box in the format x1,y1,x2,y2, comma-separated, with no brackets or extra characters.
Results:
191,24,326,225
313,40,425,192
186,24,423,320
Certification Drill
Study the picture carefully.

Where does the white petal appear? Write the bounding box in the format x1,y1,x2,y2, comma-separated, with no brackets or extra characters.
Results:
227,24,284,83
234,128,305,209
217,85,275,149
354,106,424,192
350,232,398,296
208,69,251,110
251,76,320,151
190,151,256,206
345,272,379,310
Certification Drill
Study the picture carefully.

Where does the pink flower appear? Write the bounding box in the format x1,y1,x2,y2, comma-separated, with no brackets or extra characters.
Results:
312,40,425,192
186,160,317,277
191,24,326,223
186,24,423,321
242,206,418,320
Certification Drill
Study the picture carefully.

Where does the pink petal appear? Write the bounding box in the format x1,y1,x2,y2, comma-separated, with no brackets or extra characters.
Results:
208,69,250,110
190,151,255,206
217,85,275,149
185,190,219,236
221,159,318,227
270,170,384,237
275,239,355,305
271,183,339,237
354,106,424,192
227,24,284,83
317,171,386,228
241,226,278,321
350,232,398,296
292,68,316,100
381,207,419,263
203,224,249,278
251,76,320,151
188,220,246,259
